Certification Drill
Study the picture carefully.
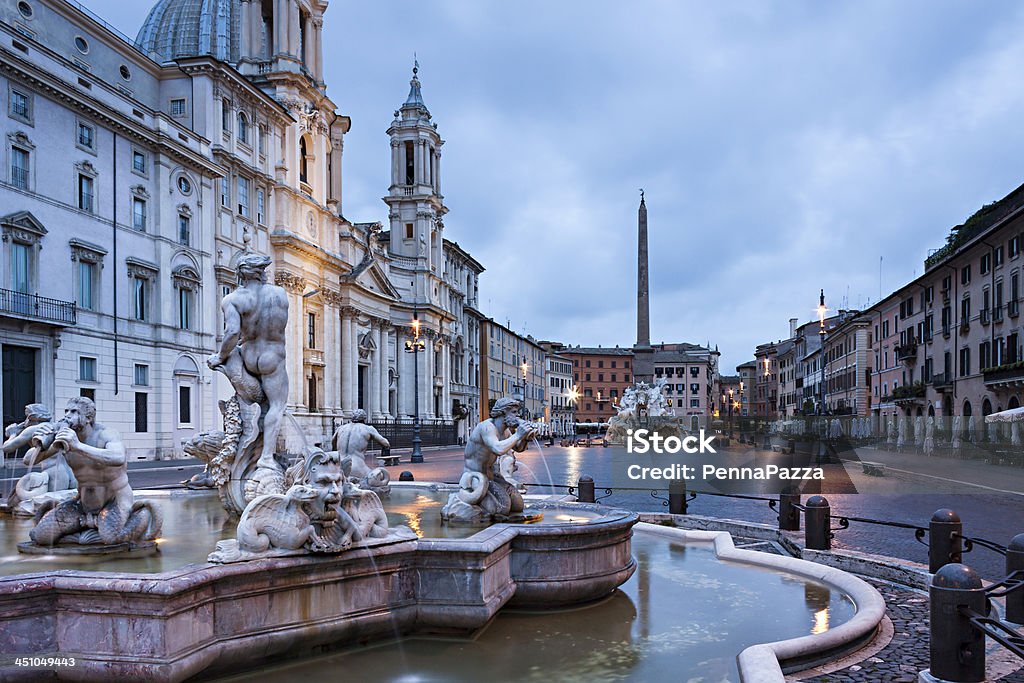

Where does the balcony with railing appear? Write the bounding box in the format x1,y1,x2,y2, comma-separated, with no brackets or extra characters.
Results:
895,338,918,362
983,361,1024,388
0,288,76,326
932,373,953,392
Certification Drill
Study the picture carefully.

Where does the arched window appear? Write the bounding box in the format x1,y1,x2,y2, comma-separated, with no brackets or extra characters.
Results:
237,112,249,144
963,400,972,417
299,136,309,184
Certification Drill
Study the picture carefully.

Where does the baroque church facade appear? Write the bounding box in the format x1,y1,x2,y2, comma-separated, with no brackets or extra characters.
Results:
0,0,482,458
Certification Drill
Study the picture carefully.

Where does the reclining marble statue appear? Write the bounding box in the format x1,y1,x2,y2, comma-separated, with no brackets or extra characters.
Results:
330,409,391,496
441,397,539,525
3,403,77,516
202,253,290,515
209,447,395,563
22,397,161,549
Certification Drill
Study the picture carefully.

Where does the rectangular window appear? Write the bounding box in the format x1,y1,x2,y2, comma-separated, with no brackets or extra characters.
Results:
178,287,193,330
307,312,316,348
959,347,971,377
10,146,28,189
9,89,30,121
1012,236,1022,259
132,276,149,321
962,265,971,285
132,198,146,231
134,392,148,432
132,150,146,174
961,297,971,323
995,246,1004,268
405,223,413,239
11,242,29,293
134,364,149,386
220,176,229,207
690,399,700,408
237,176,250,217
79,356,97,382
179,385,192,425
170,98,186,117
690,383,699,395
78,261,95,310
78,174,94,212
258,126,266,156
178,214,190,245
77,122,94,149
981,253,991,275
256,189,265,224
222,99,232,134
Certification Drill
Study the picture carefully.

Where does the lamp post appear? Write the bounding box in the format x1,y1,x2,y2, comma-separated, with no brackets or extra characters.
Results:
728,387,735,437
404,306,426,463
817,289,827,420
520,361,530,419
568,385,579,441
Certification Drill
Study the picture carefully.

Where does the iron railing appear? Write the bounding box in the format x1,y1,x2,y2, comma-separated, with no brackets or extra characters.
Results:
0,288,76,325
367,418,458,450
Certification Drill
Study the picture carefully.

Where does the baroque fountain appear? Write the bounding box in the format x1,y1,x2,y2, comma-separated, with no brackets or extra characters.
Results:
606,377,685,443
0,254,884,682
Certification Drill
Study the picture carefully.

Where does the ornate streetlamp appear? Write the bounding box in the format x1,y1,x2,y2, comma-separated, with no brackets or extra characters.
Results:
520,361,529,419
404,306,426,463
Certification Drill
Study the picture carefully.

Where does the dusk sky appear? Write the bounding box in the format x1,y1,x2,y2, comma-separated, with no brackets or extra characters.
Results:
89,0,1024,373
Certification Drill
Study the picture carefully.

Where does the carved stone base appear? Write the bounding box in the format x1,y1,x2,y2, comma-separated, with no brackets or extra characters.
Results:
18,540,158,557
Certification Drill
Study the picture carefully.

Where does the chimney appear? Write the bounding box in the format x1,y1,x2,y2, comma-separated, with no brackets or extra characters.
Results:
789,318,798,337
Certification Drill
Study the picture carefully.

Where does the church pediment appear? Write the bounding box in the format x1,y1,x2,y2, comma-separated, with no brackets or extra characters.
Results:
357,331,377,359
346,259,401,301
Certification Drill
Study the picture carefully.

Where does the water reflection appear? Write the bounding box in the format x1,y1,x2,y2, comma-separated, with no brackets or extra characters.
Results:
228,531,857,683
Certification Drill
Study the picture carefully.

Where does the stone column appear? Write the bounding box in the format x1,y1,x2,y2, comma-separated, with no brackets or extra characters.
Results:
323,297,339,411
390,139,400,187
435,150,441,196
370,321,382,419
420,140,428,186
341,308,354,411
441,339,451,419
380,325,391,417
239,0,251,59
288,0,300,59
397,331,410,417
274,0,286,56
312,18,323,80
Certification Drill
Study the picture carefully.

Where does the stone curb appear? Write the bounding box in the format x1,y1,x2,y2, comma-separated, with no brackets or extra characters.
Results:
636,522,887,683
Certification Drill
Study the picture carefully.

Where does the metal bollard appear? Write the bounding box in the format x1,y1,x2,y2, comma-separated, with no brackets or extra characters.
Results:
577,475,595,503
399,471,414,482
930,563,986,683
762,433,772,450
804,495,831,550
929,508,963,573
1007,533,1024,624
778,485,801,531
668,479,688,515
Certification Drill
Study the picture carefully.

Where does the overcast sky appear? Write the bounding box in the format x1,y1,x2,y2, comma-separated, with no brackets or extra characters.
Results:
90,0,1024,373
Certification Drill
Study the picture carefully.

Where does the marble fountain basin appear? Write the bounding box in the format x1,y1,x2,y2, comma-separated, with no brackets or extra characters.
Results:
0,485,884,682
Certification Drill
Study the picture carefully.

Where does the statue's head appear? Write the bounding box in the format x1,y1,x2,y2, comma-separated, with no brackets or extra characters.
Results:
64,396,96,428
285,448,344,528
236,253,272,285
490,397,521,420
350,409,367,423
23,403,51,423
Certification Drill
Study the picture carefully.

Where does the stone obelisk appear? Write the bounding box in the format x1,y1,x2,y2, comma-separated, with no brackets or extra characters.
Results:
633,191,654,383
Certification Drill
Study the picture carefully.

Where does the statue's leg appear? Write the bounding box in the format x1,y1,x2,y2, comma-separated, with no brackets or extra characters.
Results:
257,364,289,470
30,500,84,546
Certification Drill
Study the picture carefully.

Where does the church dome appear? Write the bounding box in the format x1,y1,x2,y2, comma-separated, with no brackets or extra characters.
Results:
135,0,240,63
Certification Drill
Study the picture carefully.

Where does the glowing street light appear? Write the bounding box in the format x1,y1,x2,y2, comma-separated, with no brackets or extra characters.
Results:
404,306,427,463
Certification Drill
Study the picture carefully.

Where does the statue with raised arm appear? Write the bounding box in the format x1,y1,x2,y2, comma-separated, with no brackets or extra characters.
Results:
441,397,539,525
330,409,391,496
3,403,77,517
206,253,290,513
22,397,160,551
